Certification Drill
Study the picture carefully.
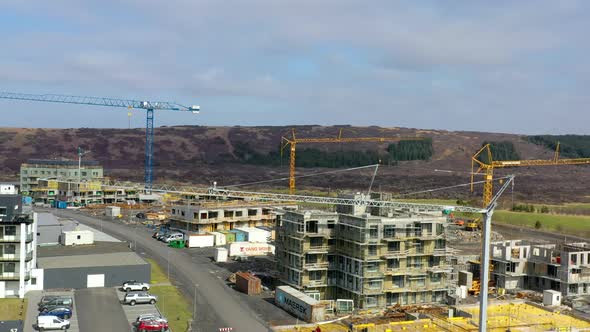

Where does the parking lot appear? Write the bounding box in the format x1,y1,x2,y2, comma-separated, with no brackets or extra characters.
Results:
116,289,164,331
24,290,80,332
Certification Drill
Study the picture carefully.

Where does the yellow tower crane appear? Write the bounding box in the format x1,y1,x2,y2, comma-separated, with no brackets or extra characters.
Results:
281,129,427,194
471,142,590,206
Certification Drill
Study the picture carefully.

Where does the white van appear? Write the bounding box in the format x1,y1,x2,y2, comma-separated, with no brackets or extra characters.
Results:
37,315,70,331
164,233,184,243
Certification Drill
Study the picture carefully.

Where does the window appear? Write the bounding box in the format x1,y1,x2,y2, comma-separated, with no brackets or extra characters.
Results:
4,244,16,255
393,276,404,288
247,209,257,216
76,235,81,240
368,245,377,256
369,226,378,239
365,296,378,307
366,262,379,272
383,225,396,238
327,220,335,229
235,211,243,217
4,262,16,273
387,259,400,269
367,280,382,289
309,270,322,281
4,226,16,236
431,273,442,283
31,277,37,285
0,207,6,216
81,171,87,176
414,278,425,287
306,220,318,233
388,241,400,252
435,239,446,249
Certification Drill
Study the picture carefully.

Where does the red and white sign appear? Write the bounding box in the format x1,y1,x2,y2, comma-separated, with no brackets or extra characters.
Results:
228,242,275,257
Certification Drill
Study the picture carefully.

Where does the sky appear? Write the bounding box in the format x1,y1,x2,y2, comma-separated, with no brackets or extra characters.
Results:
0,1,589,134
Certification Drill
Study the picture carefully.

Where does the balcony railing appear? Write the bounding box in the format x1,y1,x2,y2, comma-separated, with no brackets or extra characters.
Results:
363,286,384,295
304,262,329,270
0,272,31,281
0,251,34,261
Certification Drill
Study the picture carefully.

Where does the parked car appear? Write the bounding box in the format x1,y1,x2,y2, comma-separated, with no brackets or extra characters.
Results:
123,292,157,306
135,314,168,324
136,319,169,332
38,295,65,306
38,298,73,311
37,315,70,331
156,231,172,241
39,307,73,319
123,281,150,292
163,233,183,243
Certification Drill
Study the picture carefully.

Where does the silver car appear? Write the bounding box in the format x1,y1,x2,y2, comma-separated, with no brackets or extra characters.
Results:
123,292,157,306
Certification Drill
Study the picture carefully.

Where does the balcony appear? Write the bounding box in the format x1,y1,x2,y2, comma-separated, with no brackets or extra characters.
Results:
363,270,384,278
0,272,31,281
363,287,384,295
304,262,329,270
304,245,329,253
305,280,328,287
0,251,34,262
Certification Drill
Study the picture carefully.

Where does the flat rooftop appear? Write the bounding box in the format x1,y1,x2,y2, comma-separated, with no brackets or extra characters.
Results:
37,241,132,258
38,252,147,269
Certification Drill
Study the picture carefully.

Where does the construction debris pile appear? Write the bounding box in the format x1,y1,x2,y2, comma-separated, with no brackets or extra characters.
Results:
447,229,503,243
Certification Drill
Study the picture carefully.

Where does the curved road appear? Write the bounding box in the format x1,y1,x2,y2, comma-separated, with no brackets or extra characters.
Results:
50,209,270,332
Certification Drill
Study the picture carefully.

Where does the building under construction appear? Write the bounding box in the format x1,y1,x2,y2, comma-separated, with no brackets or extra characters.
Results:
491,239,590,297
168,201,298,234
276,206,451,309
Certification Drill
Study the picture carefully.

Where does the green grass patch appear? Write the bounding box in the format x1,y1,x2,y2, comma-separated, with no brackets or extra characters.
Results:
146,259,192,332
150,285,192,332
493,210,590,237
146,258,168,284
0,298,27,320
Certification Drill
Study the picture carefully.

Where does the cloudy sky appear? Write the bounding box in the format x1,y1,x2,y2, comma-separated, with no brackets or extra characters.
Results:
1,1,588,134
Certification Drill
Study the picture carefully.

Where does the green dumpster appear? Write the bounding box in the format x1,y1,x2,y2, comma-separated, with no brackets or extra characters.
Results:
168,239,186,248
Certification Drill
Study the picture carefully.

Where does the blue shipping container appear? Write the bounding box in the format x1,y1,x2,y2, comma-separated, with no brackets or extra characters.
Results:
230,229,248,242
57,201,68,209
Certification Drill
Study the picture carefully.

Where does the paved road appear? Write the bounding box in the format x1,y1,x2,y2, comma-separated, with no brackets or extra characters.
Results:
51,209,270,332
75,288,129,332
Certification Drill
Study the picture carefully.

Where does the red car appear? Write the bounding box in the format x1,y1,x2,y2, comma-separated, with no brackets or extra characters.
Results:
136,319,169,332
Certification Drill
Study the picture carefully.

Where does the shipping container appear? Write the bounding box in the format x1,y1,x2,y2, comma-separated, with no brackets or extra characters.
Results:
215,248,228,262
220,231,236,244
228,242,275,257
255,226,275,241
236,227,270,243
275,286,325,322
57,201,68,209
187,234,214,248
235,272,262,295
105,206,121,217
229,229,248,242
208,232,227,246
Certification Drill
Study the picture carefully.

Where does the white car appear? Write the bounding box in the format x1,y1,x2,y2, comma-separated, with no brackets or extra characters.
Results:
123,281,150,292
37,315,70,331
163,233,183,243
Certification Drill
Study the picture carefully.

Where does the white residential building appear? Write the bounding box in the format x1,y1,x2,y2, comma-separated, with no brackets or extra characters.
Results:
0,184,40,298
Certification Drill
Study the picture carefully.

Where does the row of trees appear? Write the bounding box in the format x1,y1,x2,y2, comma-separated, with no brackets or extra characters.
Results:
478,141,520,163
512,204,550,213
233,139,434,167
527,135,590,158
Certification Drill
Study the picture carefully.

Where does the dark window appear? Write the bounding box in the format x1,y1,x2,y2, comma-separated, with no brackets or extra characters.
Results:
235,211,243,217
4,226,16,236
368,245,377,256
306,220,318,233
4,262,16,273
4,244,16,255
31,277,37,285
388,242,400,252
327,220,335,229
77,235,81,240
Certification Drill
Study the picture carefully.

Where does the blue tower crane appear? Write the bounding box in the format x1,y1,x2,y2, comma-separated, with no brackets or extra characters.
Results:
0,91,200,193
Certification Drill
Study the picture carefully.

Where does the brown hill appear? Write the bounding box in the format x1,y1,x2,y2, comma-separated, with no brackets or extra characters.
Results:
1,125,588,203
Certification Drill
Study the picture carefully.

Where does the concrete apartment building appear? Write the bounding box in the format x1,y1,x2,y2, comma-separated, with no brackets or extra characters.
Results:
0,184,40,298
20,159,103,196
276,209,450,309
492,240,590,297
169,201,297,233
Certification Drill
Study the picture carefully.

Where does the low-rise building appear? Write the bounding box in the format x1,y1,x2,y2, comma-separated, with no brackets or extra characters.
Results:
168,201,297,234
20,159,103,196
37,241,150,289
492,240,590,297
276,209,451,309
0,184,39,298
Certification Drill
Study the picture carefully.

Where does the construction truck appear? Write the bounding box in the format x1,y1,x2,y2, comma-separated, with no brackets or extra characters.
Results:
465,218,481,231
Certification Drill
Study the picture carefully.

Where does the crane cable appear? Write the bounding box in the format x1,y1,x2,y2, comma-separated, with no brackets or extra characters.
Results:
222,164,379,188
392,176,513,197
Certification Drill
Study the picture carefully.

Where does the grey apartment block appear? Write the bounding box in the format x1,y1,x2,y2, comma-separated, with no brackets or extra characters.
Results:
276,209,451,309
